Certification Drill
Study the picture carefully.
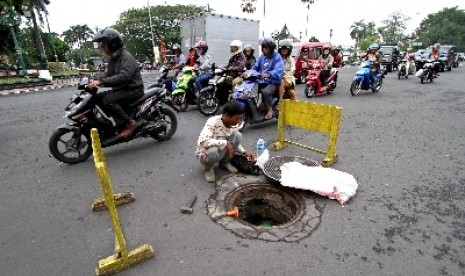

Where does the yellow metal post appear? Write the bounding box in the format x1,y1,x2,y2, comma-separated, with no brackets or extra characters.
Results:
271,100,343,167
91,129,154,275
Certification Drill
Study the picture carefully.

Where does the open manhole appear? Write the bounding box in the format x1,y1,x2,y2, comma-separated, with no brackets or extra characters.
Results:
208,174,322,242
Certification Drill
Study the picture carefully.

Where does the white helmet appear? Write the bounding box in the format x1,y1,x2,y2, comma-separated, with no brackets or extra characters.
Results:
230,40,243,56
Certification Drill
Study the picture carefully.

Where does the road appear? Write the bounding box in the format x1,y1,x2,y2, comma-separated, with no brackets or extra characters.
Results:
1,66,464,275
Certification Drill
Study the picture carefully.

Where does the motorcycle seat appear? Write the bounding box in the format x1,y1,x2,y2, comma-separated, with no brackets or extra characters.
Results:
128,87,162,108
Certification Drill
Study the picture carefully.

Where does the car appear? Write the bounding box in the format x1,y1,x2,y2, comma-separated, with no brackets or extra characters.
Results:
438,45,457,71
414,49,426,61
378,44,400,72
457,52,465,62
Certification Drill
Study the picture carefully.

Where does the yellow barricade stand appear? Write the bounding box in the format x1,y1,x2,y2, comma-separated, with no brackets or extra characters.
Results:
271,100,343,167
90,129,154,275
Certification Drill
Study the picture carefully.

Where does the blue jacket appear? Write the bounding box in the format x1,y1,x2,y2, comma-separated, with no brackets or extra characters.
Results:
252,51,284,85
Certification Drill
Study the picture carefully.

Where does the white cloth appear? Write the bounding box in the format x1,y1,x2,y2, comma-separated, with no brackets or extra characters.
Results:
280,162,358,205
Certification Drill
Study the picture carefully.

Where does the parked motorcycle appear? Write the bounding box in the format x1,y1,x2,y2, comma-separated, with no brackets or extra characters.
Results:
415,60,437,84
198,66,233,116
49,78,177,164
170,66,199,112
350,61,386,96
232,70,283,131
304,63,338,98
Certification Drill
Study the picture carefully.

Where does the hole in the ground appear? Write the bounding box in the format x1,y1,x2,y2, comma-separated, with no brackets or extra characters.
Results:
226,184,303,228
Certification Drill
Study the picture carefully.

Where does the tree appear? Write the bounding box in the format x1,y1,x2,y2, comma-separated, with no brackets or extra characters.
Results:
22,0,51,68
377,11,410,44
349,20,366,49
61,24,94,64
112,5,205,63
415,6,465,50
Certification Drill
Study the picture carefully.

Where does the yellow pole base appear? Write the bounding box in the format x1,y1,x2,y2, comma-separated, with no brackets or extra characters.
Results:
271,141,287,151
95,244,155,276
321,155,338,167
92,192,136,212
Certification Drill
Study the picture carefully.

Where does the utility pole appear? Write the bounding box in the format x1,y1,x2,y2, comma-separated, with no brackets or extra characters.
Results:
147,0,157,64
0,14,27,76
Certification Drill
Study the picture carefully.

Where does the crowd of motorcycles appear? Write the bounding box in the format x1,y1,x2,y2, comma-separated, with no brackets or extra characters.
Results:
48,51,451,164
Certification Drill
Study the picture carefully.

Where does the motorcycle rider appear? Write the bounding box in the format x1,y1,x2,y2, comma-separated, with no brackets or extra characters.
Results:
405,48,416,75
243,44,257,70
429,43,441,78
227,40,247,79
186,47,199,67
171,43,186,76
195,101,255,183
88,27,143,138
277,40,297,101
193,40,212,93
364,43,382,87
318,44,334,85
252,37,284,120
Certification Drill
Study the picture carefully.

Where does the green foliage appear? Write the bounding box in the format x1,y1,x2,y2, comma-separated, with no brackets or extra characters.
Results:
359,36,379,51
112,4,205,63
415,6,465,51
349,20,377,48
377,11,410,44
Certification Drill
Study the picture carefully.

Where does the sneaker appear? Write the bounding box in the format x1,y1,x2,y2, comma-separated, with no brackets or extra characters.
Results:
220,162,238,173
204,164,216,183
120,119,137,138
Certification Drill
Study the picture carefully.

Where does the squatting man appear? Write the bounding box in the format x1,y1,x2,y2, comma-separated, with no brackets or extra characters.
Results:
195,101,256,183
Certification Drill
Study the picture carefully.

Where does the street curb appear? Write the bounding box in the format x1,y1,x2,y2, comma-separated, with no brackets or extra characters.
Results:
0,82,78,96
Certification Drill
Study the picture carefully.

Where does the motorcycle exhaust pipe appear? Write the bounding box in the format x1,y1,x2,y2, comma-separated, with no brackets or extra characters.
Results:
141,122,167,136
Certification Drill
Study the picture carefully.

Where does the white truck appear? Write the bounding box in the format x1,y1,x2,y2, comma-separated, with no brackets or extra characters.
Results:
180,12,260,66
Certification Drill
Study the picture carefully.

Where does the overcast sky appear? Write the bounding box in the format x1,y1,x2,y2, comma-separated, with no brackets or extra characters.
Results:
47,0,464,46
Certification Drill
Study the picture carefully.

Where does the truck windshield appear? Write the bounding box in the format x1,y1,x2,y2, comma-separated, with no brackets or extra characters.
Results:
380,47,394,55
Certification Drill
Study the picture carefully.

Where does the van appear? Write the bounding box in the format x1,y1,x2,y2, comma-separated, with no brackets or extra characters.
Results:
293,42,333,83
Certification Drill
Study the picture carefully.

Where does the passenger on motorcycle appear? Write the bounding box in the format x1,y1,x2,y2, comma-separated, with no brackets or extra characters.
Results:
196,101,255,183
88,27,143,138
429,43,441,78
364,43,382,87
277,40,297,101
243,44,257,70
252,37,284,120
193,40,213,92
332,47,343,68
318,44,334,85
186,47,199,67
227,40,247,79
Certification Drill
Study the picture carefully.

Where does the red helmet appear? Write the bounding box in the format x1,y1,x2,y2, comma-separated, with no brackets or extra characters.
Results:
194,40,208,54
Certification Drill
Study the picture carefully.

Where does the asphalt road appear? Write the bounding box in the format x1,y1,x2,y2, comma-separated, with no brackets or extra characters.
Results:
1,66,464,276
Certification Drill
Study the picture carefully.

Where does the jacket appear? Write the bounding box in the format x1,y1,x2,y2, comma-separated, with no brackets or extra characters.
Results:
100,48,144,93
252,51,284,85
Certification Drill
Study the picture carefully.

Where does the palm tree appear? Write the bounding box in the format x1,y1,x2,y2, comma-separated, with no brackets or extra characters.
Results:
62,24,94,64
23,0,50,68
349,20,366,50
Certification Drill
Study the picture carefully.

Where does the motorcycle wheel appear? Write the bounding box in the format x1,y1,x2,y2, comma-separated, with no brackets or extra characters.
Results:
420,74,425,84
198,90,220,116
304,86,315,98
149,106,177,141
350,81,361,96
372,82,382,92
49,128,92,164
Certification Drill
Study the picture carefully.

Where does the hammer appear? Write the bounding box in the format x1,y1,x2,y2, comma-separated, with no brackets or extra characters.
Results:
181,195,197,214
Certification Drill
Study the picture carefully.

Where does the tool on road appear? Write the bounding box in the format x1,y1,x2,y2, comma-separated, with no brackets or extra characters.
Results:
181,195,198,214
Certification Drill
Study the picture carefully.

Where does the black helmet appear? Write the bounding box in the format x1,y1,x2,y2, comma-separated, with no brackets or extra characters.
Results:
278,40,293,55
92,28,123,52
243,44,255,56
260,37,276,52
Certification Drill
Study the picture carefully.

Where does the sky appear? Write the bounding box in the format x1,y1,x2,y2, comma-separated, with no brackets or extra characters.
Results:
46,0,465,47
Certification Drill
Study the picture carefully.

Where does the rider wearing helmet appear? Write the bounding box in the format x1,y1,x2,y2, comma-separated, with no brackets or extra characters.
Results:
318,44,334,85
194,40,213,92
252,37,284,120
88,27,143,138
277,40,297,101
227,40,246,78
365,43,382,86
172,43,186,70
243,44,256,70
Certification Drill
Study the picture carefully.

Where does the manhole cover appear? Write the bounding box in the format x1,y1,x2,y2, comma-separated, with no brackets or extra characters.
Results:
208,174,322,242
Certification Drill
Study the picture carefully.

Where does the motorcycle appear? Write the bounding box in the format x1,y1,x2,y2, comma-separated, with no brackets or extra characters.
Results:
197,66,234,116
350,61,387,96
232,70,283,131
147,65,177,93
304,63,338,98
170,66,199,112
49,78,178,164
397,60,409,79
415,60,437,84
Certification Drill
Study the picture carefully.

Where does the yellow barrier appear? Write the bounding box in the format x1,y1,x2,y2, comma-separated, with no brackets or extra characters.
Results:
271,100,343,167
91,129,154,275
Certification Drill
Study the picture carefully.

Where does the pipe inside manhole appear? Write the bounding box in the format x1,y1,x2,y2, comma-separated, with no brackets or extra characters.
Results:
226,184,303,228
